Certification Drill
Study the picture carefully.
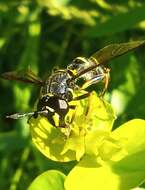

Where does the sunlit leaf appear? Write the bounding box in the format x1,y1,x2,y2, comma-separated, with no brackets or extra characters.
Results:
86,5,145,37
37,0,100,25
0,131,27,151
28,170,65,190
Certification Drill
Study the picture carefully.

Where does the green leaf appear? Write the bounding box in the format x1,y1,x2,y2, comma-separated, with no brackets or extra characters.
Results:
37,0,99,26
28,170,66,190
126,83,145,119
85,5,145,37
0,131,27,151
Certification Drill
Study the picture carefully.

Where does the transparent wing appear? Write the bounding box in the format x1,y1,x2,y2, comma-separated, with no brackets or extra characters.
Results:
70,40,145,81
90,40,145,66
1,69,44,85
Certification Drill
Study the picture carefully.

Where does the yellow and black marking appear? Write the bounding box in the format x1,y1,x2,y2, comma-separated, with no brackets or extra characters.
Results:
2,40,145,130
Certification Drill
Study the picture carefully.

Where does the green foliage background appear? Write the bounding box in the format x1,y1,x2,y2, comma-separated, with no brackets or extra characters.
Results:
0,0,145,189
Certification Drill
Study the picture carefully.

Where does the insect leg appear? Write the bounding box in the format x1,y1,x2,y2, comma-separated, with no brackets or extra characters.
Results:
69,105,76,109
73,92,90,101
99,68,110,97
81,74,105,90
80,67,110,97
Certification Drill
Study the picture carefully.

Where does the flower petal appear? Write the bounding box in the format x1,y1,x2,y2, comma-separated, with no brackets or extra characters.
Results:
29,92,116,162
112,119,145,155
65,152,145,190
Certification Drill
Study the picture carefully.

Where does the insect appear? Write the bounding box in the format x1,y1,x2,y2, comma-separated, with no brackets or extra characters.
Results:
1,40,145,128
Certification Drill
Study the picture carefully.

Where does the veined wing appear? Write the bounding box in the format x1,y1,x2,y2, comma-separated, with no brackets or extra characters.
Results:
71,40,145,81
91,40,145,66
1,69,44,85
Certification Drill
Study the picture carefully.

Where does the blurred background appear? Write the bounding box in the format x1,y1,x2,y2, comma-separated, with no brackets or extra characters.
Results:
0,0,145,189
